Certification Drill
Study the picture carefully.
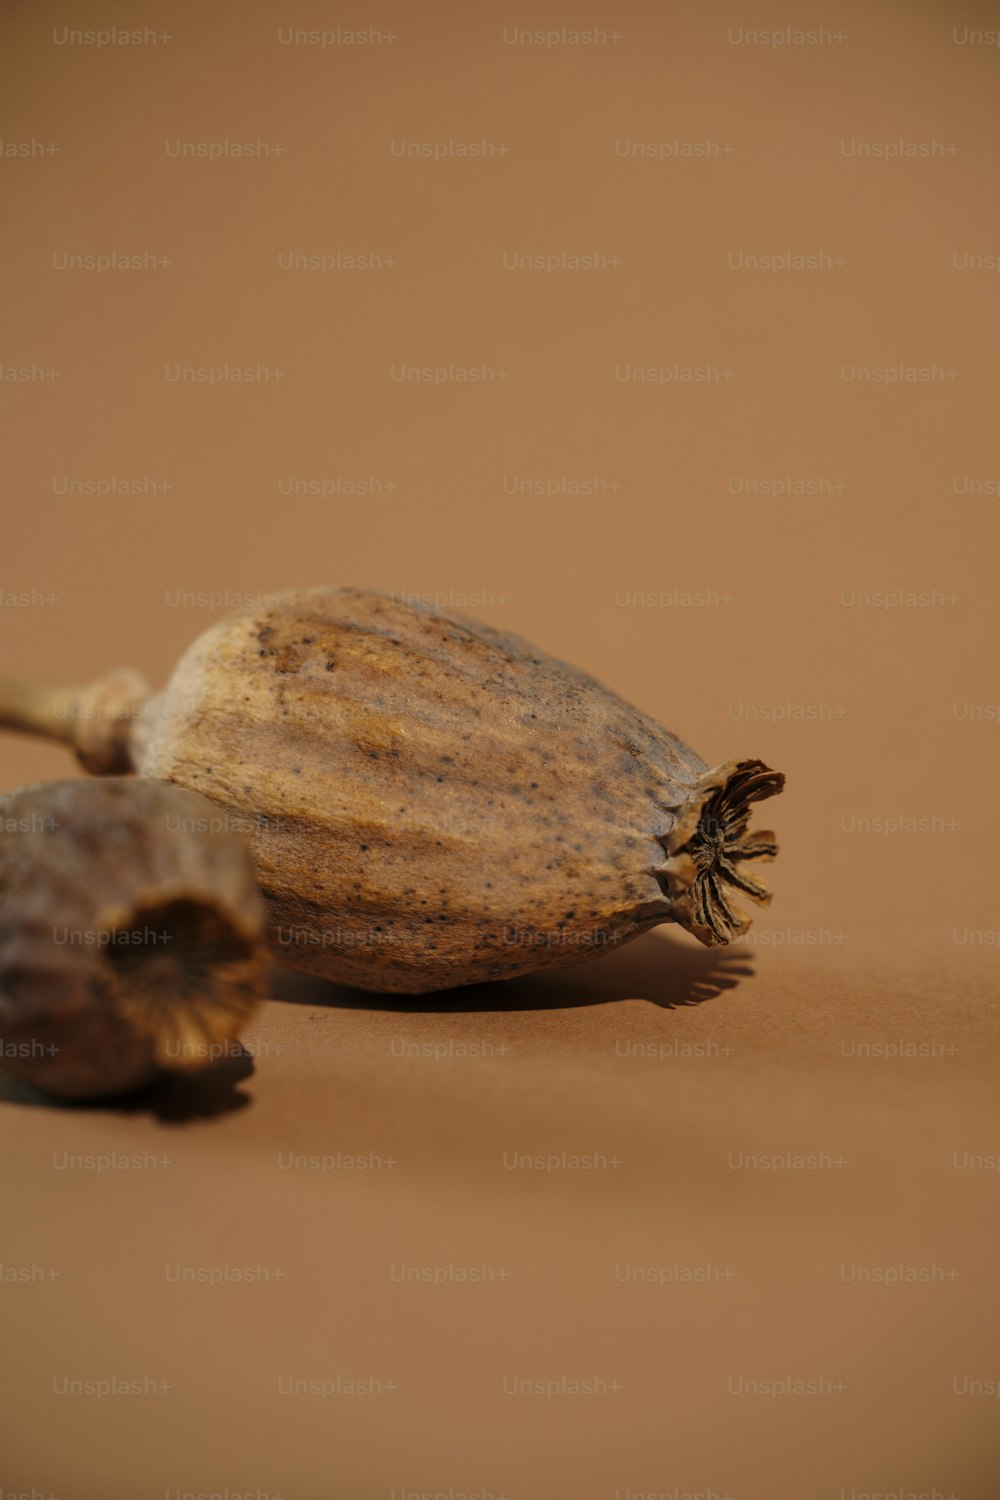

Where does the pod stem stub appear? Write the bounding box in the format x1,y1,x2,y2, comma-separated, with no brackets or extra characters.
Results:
0,670,149,774
659,759,785,946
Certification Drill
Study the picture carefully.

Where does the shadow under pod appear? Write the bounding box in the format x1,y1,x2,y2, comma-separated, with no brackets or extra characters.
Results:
0,1045,256,1122
0,936,754,1117
269,927,755,1015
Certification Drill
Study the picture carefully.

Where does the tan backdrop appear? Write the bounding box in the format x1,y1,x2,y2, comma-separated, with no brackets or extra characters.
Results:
2,0,999,1494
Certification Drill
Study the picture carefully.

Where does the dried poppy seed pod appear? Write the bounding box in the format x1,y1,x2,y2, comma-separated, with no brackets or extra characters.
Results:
0,779,268,1098
0,588,784,994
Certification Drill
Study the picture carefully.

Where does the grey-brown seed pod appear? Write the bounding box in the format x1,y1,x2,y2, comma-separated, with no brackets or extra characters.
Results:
0,589,784,994
0,779,267,1098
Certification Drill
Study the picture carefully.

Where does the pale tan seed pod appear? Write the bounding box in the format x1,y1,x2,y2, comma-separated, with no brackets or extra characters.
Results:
0,779,268,1098
0,588,784,994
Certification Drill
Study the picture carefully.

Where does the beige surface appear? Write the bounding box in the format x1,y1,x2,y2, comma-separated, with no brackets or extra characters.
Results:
2,0,999,1494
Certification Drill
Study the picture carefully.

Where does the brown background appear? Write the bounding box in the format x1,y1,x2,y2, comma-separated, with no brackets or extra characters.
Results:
2,0,1000,1494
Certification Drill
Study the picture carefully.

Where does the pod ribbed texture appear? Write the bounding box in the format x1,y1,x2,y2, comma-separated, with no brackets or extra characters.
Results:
137,588,783,993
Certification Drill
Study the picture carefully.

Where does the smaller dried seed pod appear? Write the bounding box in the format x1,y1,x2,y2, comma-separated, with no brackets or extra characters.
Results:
0,779,268,1099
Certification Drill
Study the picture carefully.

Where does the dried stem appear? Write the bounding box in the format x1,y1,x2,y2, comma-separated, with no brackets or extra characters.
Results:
0,670,149,773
